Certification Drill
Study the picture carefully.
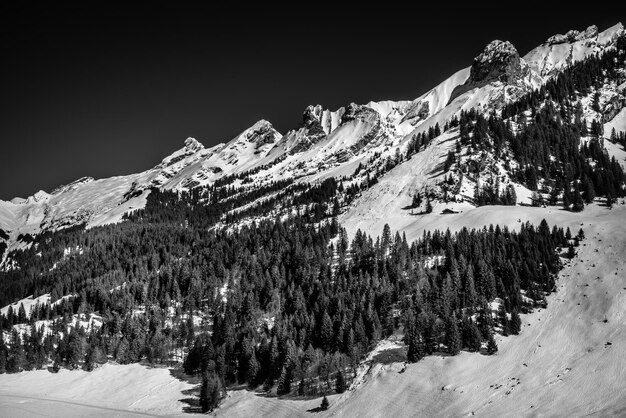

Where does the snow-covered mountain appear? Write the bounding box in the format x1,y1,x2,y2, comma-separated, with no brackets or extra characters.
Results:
1,22,624,268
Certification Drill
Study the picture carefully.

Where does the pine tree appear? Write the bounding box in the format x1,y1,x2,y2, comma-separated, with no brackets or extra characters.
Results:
425,198,433,214
200,371,223,413
52,353,62,373
486,333,498,355
298,379,306,396
7,330,25,373
335,370,346,393
572,185,584,212
320,311,333,352
444,314,461,355
464,319,482,352
567,244,576,259
497,305,510,336
0,340,7,374
277,365,293,396
510,310,522,335
321,395,330,411
84,345,95,372
406,324,425,362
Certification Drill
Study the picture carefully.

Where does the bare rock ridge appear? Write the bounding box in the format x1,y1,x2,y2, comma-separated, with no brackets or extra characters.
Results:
0,22,623,264
545,25,599,45
448,40,531,103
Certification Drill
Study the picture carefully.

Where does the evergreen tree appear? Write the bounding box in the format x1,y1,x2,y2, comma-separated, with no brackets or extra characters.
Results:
18,303,27,324
321,395,330,411
6,330,25,373
510,310,522,335
52,353,62,373
497,305,510,336
572,185,585,212
200,371,223,413
486,333,498,355
567,244,576,259
464,319,482,352
406,323,425,362
0,340,7,374
444,314,461,355
425,198,433,214
335,370,346,393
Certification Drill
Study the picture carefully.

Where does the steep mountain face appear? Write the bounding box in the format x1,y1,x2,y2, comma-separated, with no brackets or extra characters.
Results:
1,23,626,418
448,40,540,104
525,23,624,77
1,23,625,269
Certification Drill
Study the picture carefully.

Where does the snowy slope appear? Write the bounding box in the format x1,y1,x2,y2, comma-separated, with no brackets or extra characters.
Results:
0,363,195,417
524,23,625,77
217,203,626,417
1,22,623,269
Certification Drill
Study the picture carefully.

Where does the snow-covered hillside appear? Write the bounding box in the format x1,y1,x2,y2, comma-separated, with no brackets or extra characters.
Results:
1,23,623,271
1,22,626,418
217,203,626,417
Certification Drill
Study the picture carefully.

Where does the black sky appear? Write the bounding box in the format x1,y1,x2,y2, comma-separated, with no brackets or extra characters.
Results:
1,4,622,200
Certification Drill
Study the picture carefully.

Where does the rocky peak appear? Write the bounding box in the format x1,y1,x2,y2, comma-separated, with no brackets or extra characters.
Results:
302,105,328,138
470,40,522,84
545,25,599,45
245,120,279,147
340,103,379,124
303,105,324,125
50,177,95,195
184,137,204,152
447,39,535,105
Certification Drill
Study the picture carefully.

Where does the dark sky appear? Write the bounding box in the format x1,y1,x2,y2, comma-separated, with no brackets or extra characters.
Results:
1,4,622,200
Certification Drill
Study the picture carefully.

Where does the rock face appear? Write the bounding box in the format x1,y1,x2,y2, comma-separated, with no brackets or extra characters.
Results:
341,103,379,124
470,40,523,84
448,40,536,106
246,120,279,149
545,25,599,45
302,105,328,138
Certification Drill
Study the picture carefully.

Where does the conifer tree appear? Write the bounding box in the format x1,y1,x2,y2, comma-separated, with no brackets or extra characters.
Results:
497,305,510,336
200,371,223,412
510,310,522,335
7,330,25,373
464,319,482,352
321,395,330,411
486,332,498,355
335,370,346,393
444,314,461,355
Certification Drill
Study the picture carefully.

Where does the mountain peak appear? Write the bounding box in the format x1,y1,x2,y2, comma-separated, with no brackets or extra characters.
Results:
468,39,523,85
545,25,598,46
184,137,204,152
476,40,519,64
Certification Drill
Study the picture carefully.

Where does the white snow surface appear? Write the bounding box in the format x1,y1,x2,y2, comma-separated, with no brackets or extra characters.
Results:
524,23,625,77
0,363,195,417
0,294,51,318
1,23,622,256
605,106,626,135
217,203,626,417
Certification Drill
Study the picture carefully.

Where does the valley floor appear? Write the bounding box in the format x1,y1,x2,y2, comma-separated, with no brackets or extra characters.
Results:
1,203,626,417
0,363,197,417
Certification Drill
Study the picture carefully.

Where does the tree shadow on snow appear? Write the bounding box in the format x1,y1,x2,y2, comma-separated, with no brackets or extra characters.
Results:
179,387,202,414
307,406,324,413
166,368,203,414
169,367,201,385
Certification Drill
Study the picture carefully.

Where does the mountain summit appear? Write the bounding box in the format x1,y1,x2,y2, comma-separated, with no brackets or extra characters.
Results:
0,22,624,267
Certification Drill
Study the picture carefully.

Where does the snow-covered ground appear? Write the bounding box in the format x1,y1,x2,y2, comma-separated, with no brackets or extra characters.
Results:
2,204,624,417
216,203,626,417
0,363,197,417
